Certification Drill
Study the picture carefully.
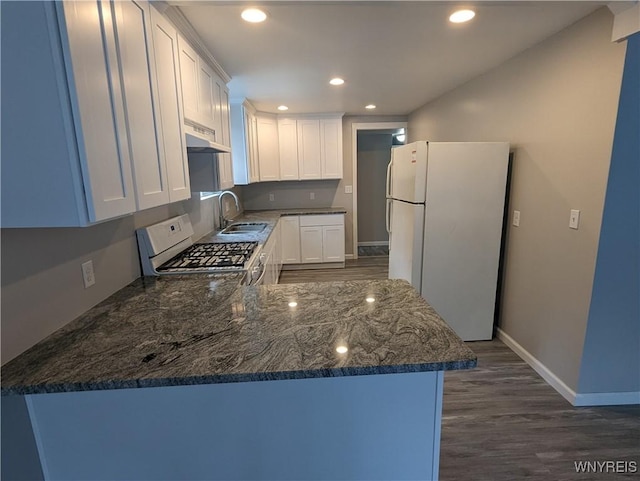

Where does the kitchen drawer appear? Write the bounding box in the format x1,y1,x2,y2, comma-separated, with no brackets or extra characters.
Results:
298,214,344,227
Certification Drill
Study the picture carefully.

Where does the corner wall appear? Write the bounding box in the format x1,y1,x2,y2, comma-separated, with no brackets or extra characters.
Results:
407,8,626,392
578,32,640,398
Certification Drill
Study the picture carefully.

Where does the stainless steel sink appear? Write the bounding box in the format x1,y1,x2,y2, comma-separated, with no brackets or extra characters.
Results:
220,222,268,234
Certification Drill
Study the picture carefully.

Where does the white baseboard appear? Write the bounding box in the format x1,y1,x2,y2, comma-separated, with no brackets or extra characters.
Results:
357,241,389,247
497,328,577,405
497,328,640,407
345,254,355,260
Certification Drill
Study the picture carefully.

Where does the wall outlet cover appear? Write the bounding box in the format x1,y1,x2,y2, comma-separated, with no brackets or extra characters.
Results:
81,260,95,288
513,210,521,227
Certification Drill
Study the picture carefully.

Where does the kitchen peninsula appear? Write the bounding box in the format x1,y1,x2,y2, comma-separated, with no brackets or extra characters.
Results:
2,231,476,480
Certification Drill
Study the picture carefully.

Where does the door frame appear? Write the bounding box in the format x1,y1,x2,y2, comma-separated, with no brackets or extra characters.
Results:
351,122,407,259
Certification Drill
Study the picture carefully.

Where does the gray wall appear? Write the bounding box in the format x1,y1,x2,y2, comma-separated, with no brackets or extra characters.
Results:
407,8,626,392
578,32,640,394
356,132,392,244
0,191,235,365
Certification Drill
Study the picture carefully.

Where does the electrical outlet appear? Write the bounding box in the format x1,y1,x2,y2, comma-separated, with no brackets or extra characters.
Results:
269,193,275,202
81,260,95,288
512,210,520,227
345,185,353,194
569,209,580,229
224,202,230,213
310,192,315,200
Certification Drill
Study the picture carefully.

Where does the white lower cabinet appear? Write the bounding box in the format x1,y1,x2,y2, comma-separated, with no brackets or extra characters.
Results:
322,224,346,262
284,214,345,266
300,226,324,263
279,216,302,264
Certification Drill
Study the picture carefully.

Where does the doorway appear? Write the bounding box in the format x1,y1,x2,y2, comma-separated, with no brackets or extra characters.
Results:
351,122,407,259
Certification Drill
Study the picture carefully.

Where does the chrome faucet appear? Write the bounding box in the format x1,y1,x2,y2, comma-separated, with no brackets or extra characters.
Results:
218,190,240,229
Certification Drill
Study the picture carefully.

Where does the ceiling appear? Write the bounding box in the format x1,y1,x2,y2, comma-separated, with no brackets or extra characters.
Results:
174,1,603,116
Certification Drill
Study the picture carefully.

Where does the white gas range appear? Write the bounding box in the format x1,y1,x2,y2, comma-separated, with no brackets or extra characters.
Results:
136,215,264,284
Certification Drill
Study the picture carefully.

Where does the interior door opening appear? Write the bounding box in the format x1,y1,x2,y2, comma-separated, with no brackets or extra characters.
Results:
354,126,406,258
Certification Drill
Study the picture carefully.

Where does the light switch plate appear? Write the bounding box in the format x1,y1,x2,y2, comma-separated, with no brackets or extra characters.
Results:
345,185,353,194
570,209,580,229
310,192,315,200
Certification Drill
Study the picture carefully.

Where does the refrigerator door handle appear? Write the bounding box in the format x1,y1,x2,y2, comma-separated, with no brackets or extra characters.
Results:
386,199,392,233
386,160,392,198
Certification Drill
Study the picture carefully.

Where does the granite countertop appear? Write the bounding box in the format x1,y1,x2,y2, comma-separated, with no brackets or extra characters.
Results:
1,276,476,396
198,208,347,245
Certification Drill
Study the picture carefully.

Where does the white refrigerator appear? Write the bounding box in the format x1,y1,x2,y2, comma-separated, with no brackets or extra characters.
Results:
386,141,510,341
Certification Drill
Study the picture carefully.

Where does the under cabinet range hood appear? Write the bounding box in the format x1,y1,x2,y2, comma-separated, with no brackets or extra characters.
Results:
184,123,231,153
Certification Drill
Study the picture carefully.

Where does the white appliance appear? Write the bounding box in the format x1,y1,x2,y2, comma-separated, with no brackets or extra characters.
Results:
136,214,265,284
386,141,510,341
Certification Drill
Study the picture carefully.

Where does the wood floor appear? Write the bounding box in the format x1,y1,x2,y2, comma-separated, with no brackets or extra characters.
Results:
278,256,388,283
279,257,640,481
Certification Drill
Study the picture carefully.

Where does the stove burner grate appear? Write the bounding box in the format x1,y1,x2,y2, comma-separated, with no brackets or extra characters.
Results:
158,242,257,272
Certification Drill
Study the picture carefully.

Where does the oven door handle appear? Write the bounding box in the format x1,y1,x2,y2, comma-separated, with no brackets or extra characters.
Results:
251,264,268,285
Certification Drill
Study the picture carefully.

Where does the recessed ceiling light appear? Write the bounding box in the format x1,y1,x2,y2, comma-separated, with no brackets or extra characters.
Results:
366,296,375,303
241,8,267,23
449,9,475,23
277,105,289,111
329,78,345,86
336,345,348,354
365,104,376,110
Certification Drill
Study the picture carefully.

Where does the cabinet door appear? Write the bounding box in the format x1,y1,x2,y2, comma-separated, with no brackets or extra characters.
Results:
257,115,280,181
280,216,301,264
197,60,217,131
300,226,323,263
322,224,345,262
150,7,190,202
278,118,299,180
297,119,322,179
249,114,260,183
321,118,343,179
177,36,199,125
218,88,234,189
111,0,170,211
60,1,136,222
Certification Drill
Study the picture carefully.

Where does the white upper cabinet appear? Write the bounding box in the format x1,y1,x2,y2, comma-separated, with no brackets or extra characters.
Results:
297,119,323,179
177,37,200,126
114,0,170,210
230,100,259,185
1,0,192,227
256,114,281,182
197,60,217,131
277,118,299,180
149,7,190,202
320,118,343,179
217,88,234,189
60,0,137,221
229,108,342,185
177,35,230,144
